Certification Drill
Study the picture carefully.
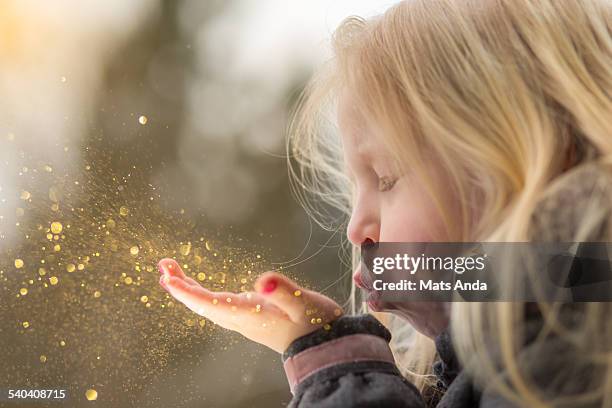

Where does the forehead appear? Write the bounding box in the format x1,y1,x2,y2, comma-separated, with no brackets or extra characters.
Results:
337,92,390,162
337,92,372,156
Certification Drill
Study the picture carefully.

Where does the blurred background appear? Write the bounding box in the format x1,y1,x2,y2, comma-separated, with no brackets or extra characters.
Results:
0,1,399,407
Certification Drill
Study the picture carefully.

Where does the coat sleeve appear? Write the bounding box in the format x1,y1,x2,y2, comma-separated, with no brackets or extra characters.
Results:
283,314,428,408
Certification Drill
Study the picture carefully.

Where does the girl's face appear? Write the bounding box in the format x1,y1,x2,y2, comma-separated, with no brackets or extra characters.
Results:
337,95,451,283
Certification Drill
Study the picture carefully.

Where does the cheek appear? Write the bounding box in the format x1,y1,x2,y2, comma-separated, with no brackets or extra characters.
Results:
379,185,446,242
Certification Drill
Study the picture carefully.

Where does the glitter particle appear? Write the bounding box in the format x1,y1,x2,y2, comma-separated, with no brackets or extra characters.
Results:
38,268,46,276
40,355,47,363
49,276,58,285
22,321,29,328
140,295,148,303
19,288,28,296
138,115,148,125
14,259,24,269
124,277,133,285
119,206,129,217
93,291,101,298
293,290,302,297
50,221,63,234
85,389,97,401
66,263,76,273
179,243,191,256
196,272,206,281
130,246,139,256
20,190,31,200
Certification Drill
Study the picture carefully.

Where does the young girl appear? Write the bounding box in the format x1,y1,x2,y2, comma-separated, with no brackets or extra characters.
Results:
158,1,612,406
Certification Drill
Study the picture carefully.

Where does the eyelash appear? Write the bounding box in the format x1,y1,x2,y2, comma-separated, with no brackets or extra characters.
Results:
378,176,397,192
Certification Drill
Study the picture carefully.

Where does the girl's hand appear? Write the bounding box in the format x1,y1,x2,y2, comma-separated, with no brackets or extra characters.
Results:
157,258,343,353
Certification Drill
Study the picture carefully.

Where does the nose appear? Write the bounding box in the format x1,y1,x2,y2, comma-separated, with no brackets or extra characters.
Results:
346,199,379,246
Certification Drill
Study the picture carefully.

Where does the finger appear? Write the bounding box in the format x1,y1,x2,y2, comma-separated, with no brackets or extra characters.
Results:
184,276,200,287
254,272,307,322
158,258,186,279
163,276,272,319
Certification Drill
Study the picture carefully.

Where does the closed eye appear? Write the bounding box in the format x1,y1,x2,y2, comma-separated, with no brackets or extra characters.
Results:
378,176,397,192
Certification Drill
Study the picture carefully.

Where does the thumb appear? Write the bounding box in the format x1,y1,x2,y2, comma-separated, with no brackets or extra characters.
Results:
158,258,186,279
254,272,308,322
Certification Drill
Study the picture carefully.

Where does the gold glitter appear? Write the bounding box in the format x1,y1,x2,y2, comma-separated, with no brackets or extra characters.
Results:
310,318,317,324
197,272,206,281
77,263,85,271
46,233,53,240
20,190,31,200
334,309,342,317
226,297,232,303
205,241,212,251
119,206,129,216
212,299,218,305
38,268,46,276
214,271,226,283
106,219,116,228
93,291,101,298
138,115,148,125
50,221,63,234
59,340,66,347
323,324,331,331
140,295,148,303
54,244,61,252
19,288,28,296
40,355,47,363
85,389,98,401
124,277,133,285
22,321,29,328
293,290,302,297
66,263,76,273
51,203,59,212
179,243,191,256
14,259,24,268
130,246,139,256
199,319,206,327
255,304,261,312
48,187,59,202
316,318,322,324
49,276,59,285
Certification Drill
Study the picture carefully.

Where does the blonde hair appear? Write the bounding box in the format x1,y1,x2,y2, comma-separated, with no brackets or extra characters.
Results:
287,0,612,406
